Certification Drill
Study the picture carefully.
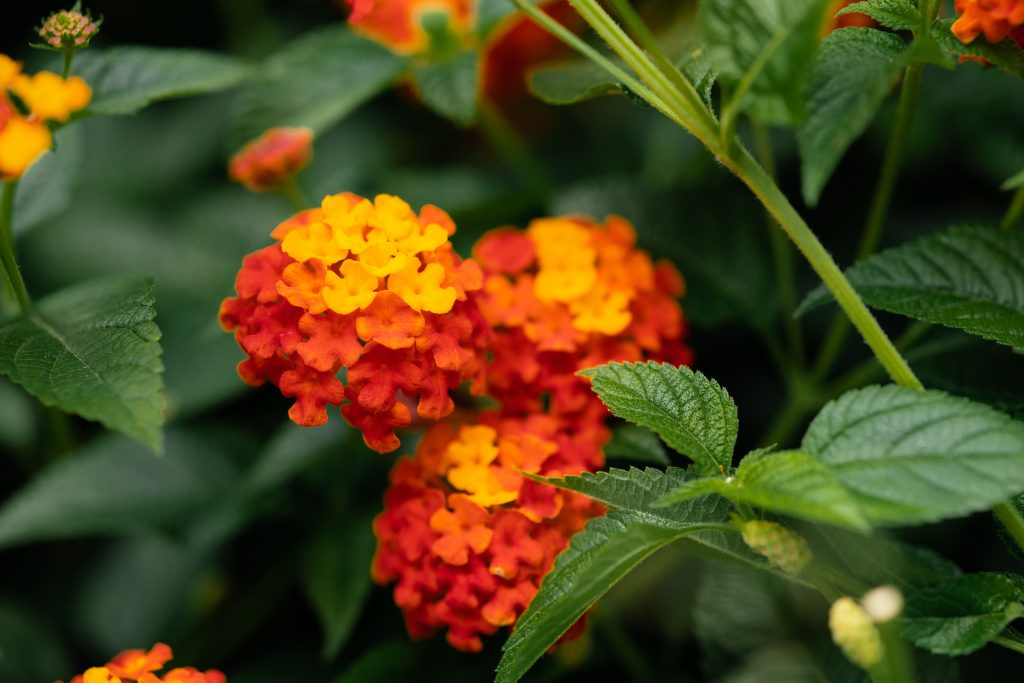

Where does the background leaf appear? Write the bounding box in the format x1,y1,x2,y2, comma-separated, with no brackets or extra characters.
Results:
931,19,1024,78
410,51,480,125
74,47,251,115
0,276,164,451
604,424,670,465
798,226,1024,350
837,0,921,31
903,573,1024,655
798,27,905,205
581,362,738,474
802,385,1024,525
229,28,407,151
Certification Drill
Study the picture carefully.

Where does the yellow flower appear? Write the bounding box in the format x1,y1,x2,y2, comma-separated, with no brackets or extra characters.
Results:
322,259,379,314
570,286,632,335
281,219,349,265
387,259,457,314
0,55,21,89
83,668,121,683
358,241,409,277
11,71,91,122
0,117,53,180
444,426,519,507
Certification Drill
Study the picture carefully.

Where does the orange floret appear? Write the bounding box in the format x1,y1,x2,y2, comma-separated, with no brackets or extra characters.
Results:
60,643,223,683
952,0,1024,44
228,127,313,192
343,0,475,54
106,643,173,679
220,192,490,452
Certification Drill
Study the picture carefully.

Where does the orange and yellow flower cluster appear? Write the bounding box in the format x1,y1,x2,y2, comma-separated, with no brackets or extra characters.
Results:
59,643,224,683
475,215,693,418
370,214,692,651
228,127,314,192
344,0,475,54
219,192,489,452
952,0,1024,45
0,54,91,180
372,413,607,651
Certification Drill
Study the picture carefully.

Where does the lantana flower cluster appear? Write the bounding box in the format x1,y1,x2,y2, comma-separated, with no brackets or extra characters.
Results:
219,192,489,452
0,54,91,179
952,0,1024,45
228,127,314,192
60,643,225,683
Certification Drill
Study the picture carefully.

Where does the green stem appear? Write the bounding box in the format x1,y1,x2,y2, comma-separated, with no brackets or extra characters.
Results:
869,622,915,683
994,635,1024,655
753,122,804,365
564,0,921,390
0,181,31,314
720,24,791,147
62,50,74,79
1002,184,1024,230
280,177,310,212
813,61,925,381
993,500,1024,555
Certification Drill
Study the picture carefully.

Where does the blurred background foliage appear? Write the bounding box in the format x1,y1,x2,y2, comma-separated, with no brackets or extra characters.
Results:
1,1,1022,681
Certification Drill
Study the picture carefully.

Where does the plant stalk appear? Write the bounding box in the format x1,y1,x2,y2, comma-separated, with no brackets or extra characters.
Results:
0,181,31,314
280,177,310,212
1002,184,1024,230
993,500,1024,555
62,50,74,79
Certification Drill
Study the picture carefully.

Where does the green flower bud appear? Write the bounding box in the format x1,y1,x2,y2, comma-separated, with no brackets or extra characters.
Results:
37,5,101,51
829,596,884,669
740,520,812,575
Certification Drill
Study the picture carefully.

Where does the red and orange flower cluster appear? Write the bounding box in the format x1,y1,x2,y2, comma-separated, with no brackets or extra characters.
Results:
228,127,314,192
952,0,1024,46
219,192,489,452
0,54,91,180
59,643,224,683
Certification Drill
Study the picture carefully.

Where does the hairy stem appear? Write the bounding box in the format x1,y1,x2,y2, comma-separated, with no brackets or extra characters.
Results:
1002,184,1024,230
0,181,31,314
813,61,925,381
993,500,1024,556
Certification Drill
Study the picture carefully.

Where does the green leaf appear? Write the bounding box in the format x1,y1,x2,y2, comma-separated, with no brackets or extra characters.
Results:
1003,168,1024,191
802,385,1024,525
229,28,407,151
0,430,235,550
0,276,164,451
656,450,870,530
903,573,1024,655
0,599,71,683
701,0,830,126
797,226,1024,351
906,332,1024,411
74,47,251,115
581,362,738,474
13,126,83,236
605,424,670,465
304,514,376,658
837,0,921,31
494,507,717,683
798,27,906,205
410,50,480,125
334,641,422,683
932,19,1024,78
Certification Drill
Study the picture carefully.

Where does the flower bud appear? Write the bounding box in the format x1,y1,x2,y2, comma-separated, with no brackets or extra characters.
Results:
740,520,812,575
829,596,884,669
37,6,101,50
861,585,904,624
228,127,314,192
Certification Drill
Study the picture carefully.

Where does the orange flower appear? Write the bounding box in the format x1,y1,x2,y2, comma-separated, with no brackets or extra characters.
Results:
952,0,1024,44
228,127,313,192
343,0,474,54
824,0,876,34
60,643,224,683
221,193,490,452
106,643,173,679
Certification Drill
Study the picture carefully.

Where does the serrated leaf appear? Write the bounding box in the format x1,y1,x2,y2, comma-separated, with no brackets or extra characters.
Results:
581,362,738,474
229,28,407,151
837,0,921,31
799,27,906,205
802,385,1024,525
0,430,235,550
495,497,729,683
304,514,376,658
932,19,1024,78
605,424,670,465
73,47,251,115
656,450,870,530
0,276,164,451
797,226,1024,351
903,573,1024,655
410,50,479,125
701,0,829,125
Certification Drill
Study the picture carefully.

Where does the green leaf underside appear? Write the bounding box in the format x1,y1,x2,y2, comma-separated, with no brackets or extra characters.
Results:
799,27,906,205
798,226,1024,351
0,276,164,451
656,450,870,530
802,385,1024,525
229,28,407,151
75,47,251,115
932,19,1024,78
495,468,734,683
581,362,738,474
838,0,921,31
0,430,234,550
903,573,1024,655
410,50,480,125
701,0,829,126
604,424,671,465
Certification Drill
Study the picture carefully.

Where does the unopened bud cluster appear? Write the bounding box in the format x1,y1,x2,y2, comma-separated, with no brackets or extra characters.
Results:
829,586,904,670
38,7,101,49
739,520,811,575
